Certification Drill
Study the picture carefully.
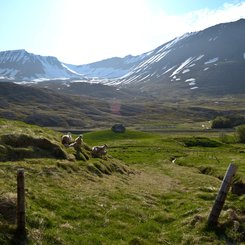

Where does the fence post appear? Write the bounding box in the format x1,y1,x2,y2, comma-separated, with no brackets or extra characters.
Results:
208,163,238,226
17,168,26,234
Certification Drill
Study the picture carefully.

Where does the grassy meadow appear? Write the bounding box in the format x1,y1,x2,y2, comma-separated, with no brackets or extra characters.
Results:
0,119,244,244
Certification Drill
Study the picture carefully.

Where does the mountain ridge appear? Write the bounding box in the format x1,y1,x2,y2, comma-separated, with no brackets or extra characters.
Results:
65,53,150,79
0,19,245,96
0,49,86,81
0,49,148,81
113,18,245,95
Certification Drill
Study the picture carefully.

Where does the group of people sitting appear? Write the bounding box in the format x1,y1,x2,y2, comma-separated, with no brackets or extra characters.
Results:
61,133,108,158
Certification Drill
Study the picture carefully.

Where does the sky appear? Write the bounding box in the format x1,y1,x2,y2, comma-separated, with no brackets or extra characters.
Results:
1,0,245,64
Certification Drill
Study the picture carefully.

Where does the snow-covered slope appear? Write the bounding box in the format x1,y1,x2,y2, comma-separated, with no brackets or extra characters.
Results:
0,49,86,81
111,19,245,95
65,54,150,79
0,50,148,81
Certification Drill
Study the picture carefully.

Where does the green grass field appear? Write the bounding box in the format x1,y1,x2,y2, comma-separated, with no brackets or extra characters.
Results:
0,119,244,244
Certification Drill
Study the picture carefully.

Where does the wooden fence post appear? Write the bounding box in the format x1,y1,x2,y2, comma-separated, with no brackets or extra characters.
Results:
17,168,26,234
208,163,238,226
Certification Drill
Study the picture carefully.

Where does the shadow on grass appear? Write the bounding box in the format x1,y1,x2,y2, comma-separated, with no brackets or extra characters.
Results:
0,194,28,245
11,229,28,245
0,224,28,245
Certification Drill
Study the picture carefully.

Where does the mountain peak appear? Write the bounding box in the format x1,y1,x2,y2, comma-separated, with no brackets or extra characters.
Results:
2,49,28,55
0,49,85,81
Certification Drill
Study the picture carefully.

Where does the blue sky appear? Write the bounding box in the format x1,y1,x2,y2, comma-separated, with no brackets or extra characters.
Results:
1,0,245,64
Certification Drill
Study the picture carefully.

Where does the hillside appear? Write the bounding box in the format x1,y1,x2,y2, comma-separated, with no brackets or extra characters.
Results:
116,19,245,96
27,79,147,100
0,119,244,244
1,81,245,131
0,82,147,129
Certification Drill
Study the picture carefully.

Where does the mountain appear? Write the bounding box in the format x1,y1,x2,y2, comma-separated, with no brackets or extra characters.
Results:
66,53,151,79
0,50,147,81
112,19,245,96
65,54,150,79
0,19,245,97
0,49,86,81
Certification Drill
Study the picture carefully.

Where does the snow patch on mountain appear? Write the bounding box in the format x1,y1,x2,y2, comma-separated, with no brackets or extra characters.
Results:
70,65,128,79
33,77,71,82
185,78,196,83
189,81,196,86
194,55,205,61
182,69,190,74
204,57,219,64
61,63,82,76
138,50,170,66
190,86,198,90
170,57,194,77
163,66,176,74
209,36,218,41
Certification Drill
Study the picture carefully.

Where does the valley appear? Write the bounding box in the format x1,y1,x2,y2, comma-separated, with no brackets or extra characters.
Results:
1,19,244,132
0,18,245,244
1,81,245,133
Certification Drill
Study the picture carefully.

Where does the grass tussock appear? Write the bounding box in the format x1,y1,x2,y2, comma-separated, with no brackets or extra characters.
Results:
0,134,68,161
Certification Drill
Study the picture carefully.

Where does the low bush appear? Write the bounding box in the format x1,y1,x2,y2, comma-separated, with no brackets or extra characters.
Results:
179,137,222,147
236,124,245,143
212,115,245,129
212,116,232,128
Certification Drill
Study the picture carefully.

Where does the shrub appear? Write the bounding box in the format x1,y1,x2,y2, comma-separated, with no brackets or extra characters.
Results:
236,124,245,143
211,116,232,128
212,115,245,129
180,137,222,147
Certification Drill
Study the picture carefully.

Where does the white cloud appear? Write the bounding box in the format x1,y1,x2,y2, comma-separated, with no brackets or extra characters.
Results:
181,2,245,32
51,1,245,64
146,1,245,46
